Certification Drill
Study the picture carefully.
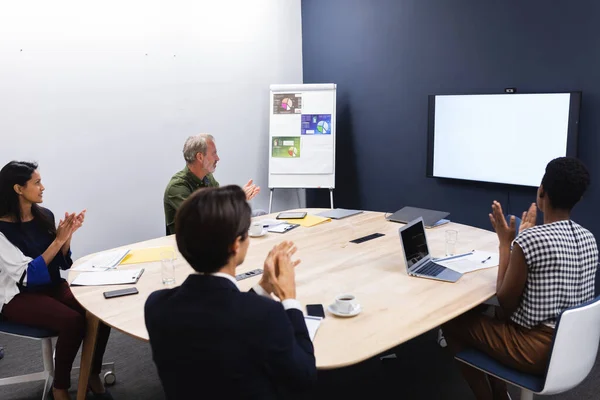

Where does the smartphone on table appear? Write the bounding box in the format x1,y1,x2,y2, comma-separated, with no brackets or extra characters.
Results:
103,287,139,299
306,304,325,318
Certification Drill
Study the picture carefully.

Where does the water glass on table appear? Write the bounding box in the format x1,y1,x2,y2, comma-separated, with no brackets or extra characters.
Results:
445,230,458,256
161,250,176,285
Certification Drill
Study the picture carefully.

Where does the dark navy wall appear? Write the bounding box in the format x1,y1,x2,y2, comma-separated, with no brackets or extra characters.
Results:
301,0,600,235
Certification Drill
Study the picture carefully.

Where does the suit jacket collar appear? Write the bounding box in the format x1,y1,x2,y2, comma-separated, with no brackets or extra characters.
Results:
181,273,240,292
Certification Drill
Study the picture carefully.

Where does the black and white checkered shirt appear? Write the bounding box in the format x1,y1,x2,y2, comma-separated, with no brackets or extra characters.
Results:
511,220,598,329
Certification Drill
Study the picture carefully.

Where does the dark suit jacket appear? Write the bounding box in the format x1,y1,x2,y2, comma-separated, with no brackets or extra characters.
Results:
144,274,317,399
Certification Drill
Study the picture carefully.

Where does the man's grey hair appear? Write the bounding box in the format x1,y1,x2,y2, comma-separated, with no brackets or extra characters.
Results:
183,134,215,164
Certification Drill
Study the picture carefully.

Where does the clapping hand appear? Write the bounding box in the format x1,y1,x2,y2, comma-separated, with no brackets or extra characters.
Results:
488,200,516,246
519,203,537,233
270,251,298,301
259,241,301,298
56,213,76,244
64,210,86,235
243,179,261,201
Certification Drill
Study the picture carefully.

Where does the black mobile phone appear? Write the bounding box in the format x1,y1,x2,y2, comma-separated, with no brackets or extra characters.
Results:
276,211,307,220
103,287,139,299
306,304,325,318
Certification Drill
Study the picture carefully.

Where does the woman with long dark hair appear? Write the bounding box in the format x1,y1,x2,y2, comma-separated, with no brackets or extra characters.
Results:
0,161,112,400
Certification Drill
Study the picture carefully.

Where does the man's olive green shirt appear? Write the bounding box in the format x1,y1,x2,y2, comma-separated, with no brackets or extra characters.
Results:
164,166,219,234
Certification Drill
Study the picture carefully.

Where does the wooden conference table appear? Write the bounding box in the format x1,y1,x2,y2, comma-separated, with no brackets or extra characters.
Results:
69,209,499,399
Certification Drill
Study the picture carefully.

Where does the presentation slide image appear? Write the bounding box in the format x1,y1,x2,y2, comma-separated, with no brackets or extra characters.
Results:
272,136,301,158
273,93,302,114
301,114,332,134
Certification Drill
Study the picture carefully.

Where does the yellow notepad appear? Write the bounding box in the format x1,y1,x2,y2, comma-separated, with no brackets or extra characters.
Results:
119,246,176,265
285,214,331,228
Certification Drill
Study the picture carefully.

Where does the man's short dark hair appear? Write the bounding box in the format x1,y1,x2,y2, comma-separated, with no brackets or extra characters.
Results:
175,185,251,273
541,157,590,210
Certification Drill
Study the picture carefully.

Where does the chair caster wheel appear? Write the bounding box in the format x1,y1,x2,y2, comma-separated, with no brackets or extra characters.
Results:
104,371,116,386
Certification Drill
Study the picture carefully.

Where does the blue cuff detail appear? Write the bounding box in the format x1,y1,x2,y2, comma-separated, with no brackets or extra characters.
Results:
27,256,51,286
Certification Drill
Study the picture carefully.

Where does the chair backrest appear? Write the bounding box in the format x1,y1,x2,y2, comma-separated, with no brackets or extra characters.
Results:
595,264,600,297
542,295,600,394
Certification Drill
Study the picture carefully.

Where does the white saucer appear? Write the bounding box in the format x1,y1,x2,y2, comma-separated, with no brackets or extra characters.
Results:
249,229,267,238
327,303,362,318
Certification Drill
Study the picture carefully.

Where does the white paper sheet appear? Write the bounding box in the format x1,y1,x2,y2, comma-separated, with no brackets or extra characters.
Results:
270,136,334,175
258,218,285,228
267,223,299,233
71,269,143,286
436,250,499,274
304,316,322,342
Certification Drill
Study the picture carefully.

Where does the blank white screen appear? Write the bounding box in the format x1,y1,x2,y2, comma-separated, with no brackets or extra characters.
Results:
432,93,571,187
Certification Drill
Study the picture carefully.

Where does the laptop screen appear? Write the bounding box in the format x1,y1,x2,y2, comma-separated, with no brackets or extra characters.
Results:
400,220,430,268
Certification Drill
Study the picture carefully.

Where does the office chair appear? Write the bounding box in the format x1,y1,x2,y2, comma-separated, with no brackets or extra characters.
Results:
455,295,600,400
0,318,117,400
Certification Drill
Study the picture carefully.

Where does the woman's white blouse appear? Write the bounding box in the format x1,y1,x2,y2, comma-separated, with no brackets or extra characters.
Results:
0,232,32,312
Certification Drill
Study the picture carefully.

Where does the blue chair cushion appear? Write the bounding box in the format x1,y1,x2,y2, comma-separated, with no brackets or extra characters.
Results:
456,348,545,393
0,317,57,339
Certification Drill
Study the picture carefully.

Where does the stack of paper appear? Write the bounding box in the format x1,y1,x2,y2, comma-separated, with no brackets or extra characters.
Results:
436,250,499,274
72,249,130,272
304,316,323,341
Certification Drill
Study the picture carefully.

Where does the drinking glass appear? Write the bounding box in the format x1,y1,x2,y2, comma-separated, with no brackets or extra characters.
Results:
445,230,458,256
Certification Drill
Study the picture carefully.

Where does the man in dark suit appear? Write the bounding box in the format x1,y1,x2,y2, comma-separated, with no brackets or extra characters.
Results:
145,185,316,399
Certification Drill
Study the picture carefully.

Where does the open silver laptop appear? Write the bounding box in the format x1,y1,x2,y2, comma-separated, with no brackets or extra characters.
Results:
398,217,462,283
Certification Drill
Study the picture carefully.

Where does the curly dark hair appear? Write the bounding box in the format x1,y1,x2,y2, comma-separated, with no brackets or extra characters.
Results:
541,157,590,210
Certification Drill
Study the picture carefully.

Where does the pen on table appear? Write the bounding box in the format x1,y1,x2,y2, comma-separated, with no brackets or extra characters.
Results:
135,268,145,280
435,250,475,262
480,256,492,264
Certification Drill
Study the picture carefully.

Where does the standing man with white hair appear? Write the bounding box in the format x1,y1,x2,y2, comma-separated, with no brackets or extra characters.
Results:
163,134,261,235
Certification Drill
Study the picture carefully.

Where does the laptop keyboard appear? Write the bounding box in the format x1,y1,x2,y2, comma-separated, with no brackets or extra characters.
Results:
415,261,445,277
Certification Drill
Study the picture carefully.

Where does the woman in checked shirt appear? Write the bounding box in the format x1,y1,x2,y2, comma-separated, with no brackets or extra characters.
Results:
443,157,598,400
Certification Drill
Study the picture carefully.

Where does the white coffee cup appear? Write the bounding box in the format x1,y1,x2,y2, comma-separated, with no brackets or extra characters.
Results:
249,221,264,236
335,294,359,314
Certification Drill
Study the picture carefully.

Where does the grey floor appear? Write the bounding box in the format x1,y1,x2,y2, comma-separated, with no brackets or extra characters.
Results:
0,329,598,400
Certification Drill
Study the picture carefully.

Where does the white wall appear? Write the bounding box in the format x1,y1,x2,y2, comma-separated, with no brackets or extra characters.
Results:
0,0,304,258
